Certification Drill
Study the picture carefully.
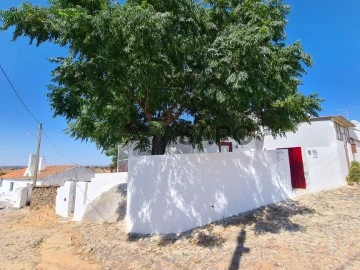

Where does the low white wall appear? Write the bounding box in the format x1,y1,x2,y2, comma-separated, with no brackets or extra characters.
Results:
127,150,293,234
13,187,27,208
0,180,31,207
72,172,128,221
56,181,73,218
303,144,348,193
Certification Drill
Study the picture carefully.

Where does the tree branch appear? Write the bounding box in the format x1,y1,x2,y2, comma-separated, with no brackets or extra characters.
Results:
127,87,152,121
164,107,186,126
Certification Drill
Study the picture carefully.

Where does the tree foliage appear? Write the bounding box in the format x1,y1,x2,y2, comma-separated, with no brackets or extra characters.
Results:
1,0,322,154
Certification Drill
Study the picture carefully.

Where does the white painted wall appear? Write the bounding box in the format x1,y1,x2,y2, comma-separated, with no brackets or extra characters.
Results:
302,144,348,193
12,187,28,208
350,120,360,162
56,181,76,217
72,172,128,221
126,150,293,234
263,121,337,150
0,180,32,207
352,141,360,162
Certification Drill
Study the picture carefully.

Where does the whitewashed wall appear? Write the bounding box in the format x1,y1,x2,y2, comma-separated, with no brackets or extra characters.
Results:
349,121,360,161
0,180,31,207
303,144,348,193
263,121,337,149
56,181,77,217
353,142,360,162
72,172,128,221
347,143,355,163
12,187,27,208
127,150,292,234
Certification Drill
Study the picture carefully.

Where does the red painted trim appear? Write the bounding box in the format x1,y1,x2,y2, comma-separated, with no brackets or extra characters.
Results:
219,142,233,152
288,147,306,189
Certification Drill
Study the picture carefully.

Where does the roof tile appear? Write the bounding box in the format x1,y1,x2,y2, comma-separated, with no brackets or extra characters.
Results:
0,165,75,180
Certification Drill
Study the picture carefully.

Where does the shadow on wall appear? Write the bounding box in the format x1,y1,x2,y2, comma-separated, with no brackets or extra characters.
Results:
127,199,315,246
116,183,127,221
127,150,294,234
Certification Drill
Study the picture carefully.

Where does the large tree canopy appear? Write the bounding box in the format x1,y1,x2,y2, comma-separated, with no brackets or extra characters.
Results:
1,0,322,155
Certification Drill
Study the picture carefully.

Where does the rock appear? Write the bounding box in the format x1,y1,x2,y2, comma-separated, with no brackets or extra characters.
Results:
82,183,127,223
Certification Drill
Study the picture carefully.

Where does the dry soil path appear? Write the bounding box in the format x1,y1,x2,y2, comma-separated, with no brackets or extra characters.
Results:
0,185,359,270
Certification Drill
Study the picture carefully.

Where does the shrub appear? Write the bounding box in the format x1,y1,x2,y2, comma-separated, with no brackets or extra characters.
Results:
348,161,360,184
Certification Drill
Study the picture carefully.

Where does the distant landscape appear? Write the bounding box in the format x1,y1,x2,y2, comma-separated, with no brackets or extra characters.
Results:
0,166,26,169
0,166,25,176
0,166,109,175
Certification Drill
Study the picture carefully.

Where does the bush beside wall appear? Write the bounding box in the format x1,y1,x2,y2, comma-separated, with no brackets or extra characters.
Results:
347,161,360,184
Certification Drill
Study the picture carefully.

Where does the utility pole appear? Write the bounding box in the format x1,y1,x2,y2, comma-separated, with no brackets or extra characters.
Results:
32,123,42,187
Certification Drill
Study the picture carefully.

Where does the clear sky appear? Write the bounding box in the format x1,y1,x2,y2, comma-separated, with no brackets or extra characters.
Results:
0,0,359,166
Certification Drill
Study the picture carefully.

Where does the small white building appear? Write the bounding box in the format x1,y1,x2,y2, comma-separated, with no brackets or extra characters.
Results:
261,116,355,192
0,155,94,208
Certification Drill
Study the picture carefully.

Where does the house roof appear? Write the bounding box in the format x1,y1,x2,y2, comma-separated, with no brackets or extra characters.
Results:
310,115,355,128
0,165,75,181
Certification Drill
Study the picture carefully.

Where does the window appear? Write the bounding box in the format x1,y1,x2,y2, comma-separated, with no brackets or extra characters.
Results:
335,123,350,142
9,182,14,192
351,144,357,154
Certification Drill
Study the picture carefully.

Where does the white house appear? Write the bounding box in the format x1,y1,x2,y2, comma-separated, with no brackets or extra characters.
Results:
0,155,94,208
125,116,357,234
349,120,360,161
261,116,355,192
53,115,359,234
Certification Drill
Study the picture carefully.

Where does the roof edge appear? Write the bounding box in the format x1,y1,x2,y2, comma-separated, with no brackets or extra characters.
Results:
311,115,355,128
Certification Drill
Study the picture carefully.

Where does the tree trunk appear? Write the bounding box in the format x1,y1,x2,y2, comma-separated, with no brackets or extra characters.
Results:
151,136,167,155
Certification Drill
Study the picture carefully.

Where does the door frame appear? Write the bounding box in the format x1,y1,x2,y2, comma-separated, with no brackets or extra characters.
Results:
278,147,307,189
219,142,233,153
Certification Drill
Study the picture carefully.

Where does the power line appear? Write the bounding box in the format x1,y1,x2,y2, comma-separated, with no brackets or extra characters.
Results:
0,64,76,165
43,131,76,165
43,129,64,135
0,65,40,124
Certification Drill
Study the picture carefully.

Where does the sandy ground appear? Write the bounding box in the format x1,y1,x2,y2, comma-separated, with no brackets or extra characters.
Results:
0,207,100,270
0,185,359,270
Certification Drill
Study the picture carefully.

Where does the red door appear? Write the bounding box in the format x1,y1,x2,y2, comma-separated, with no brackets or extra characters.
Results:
288,147,306,189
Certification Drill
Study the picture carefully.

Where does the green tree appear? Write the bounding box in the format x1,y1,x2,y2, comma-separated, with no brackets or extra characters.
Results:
105,146,118,168
1,0,322,155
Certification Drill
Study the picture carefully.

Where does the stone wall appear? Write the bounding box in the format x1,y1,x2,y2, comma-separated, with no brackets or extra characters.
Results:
31,186,58,210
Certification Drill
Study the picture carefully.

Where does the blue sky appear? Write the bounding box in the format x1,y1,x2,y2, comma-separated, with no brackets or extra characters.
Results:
0,0,359,166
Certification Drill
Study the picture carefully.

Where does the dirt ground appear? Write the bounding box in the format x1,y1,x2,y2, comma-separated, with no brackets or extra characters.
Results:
0,185,359,270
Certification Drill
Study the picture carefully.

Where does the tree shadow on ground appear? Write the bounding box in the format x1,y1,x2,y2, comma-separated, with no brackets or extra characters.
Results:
216,199,316,234
127,199,315,248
